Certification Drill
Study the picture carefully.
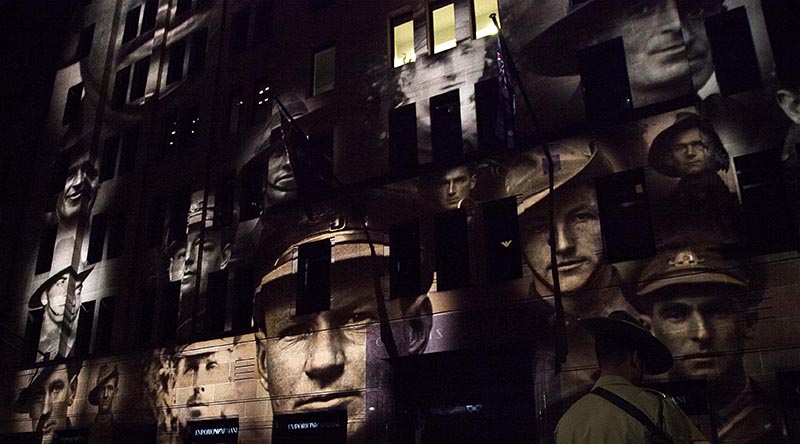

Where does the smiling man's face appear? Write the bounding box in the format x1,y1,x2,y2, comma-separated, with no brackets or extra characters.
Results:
56,161,99,224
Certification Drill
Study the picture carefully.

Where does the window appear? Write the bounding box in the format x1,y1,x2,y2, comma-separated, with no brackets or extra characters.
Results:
231,266,255,333
94,297,115,354
706,7,762,96
204,269,228,337
130,56,150,101
435,208,469,291
296,240,331,315
390,222,421,299
472,0,498,39
106,210,126,259
118,128,138,175
482,197,521,283
159,281,180,342
76,24,95,60
188,28,208,74
137,284,155,346
167,28,208,85
253,0,274,44
430,89,463,166
230,8,250,56
51,150,71,195
389,103,418,177
63,82,84,125
475,77,511,152
23,310,44,364
312,46,335,96
166,39,186,85
392,14,415,67
100,134,120,182
35,224,58,274
595,168,656,263
229,90,245,135
74,300,96,357
430,2,456,54
87,213,108,264
577,37,632,119
176,0,192,17
122,1,157,43
112,66,131,109
762,0,800,83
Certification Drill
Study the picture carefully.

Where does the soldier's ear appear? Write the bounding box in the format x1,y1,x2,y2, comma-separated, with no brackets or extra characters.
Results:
639,314,653,332
403,295,432,356
255,330,269,392
220,243,232,269
776,89,800,124
41,292,49,307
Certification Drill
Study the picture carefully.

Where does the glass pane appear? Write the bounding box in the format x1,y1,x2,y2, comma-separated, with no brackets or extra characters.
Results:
432,4,456,54
473,0,498,39
393,20,416,67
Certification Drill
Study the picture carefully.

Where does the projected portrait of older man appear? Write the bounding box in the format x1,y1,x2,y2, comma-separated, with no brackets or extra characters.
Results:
55,153,99,228
253,209,432,444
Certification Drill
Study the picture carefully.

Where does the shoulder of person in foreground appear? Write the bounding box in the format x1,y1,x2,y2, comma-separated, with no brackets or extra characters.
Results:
653,391,710,444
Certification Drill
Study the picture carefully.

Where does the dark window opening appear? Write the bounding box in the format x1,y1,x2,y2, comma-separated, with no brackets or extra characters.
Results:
230,9,250,56
229,90,244,135
705,7,762,96
141,0,158,34
596,168,656,263
94,297,115,354
63,82,84,125
118,128,138,175
761,0,800,83
51,150,71,195
122,6,141,43
167,39,186,85
482,197,522,283
475,77,512,152
188,28,208,75
204,269,228,337
390,222,421,299
296,240,331,315
435,208,470,291
176,0,192,16
23,310,44,365
87,213,108,264
146,200,165,248
138,284,156,346
232,266,255,333
106,211,126,260
389,103,418,178
112,66,131,109
35,224,58,274
160,281,180,343
74,300,96,357
100,134,120,182
76,24,95,60
130,56,150,101
253,0,274,44
578,37,632,119
430,89,463,167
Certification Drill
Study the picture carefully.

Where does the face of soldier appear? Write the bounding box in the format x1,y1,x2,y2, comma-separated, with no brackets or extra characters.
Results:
169,245,187,282
56,161,99,224
265,146,299,206
180,229,230,297
42,273,81,324
666,127,712,176
437,166,476,210
650,287,749,380
521,183,602,294
583,0,721,107
258,261,385,442
98,378,117,414
28,365,77,438
175,349,234,422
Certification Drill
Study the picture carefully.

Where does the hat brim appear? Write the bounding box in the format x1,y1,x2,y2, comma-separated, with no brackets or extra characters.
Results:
637,271,748,297
88,367,118,406
581,317,673,374
28,266,93,310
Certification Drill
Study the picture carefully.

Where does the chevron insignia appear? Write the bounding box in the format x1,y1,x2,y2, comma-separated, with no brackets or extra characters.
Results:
501,240,512,248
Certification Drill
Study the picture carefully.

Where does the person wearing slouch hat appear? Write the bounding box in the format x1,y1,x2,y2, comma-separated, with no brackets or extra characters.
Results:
88,364,119,425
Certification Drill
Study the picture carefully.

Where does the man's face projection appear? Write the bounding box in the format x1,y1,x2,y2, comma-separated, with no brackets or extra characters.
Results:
583,0,721,106
180,229,228,297
56,161,99,223
650,286,748,380
98,378,117,414
666,127,713,176
42,273,81,323
175,348,235,422
521,183,602,294
436,166,476,210
265,146,299,206
27,366,76,438
259,260,382,441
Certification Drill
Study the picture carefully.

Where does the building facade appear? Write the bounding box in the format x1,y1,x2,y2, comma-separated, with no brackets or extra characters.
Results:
1,0,800,442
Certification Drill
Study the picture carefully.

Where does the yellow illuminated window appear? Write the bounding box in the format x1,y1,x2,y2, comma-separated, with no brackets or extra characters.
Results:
431,3,456,54
313,46,335,96
473,0,499,39
393,19,416,67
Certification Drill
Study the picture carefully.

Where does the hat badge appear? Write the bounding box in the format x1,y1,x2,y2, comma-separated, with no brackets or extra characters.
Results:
668,250,705,268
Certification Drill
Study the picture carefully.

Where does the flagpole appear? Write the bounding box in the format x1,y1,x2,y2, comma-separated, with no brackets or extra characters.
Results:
490,14,567,372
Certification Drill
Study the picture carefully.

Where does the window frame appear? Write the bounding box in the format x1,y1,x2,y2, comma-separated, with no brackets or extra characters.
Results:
428,0,457,55
390,12,415,68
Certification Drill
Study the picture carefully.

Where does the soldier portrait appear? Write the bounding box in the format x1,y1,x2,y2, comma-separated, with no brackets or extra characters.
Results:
88,364,118,425
12,362,82,439
55,152,100,228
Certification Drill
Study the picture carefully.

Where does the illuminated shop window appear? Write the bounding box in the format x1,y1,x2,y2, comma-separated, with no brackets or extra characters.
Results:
472,0,498,39
230,8,250,56
430,2,456,54
392,14,416,67
75,23,95,60
313,46,336,96
63,82,84,125
296,240,331,315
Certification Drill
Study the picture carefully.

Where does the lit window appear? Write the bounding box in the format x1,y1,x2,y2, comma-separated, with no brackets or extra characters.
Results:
313,46,335,96
392,16,415,67
473,0,498,39
431,2,456,54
